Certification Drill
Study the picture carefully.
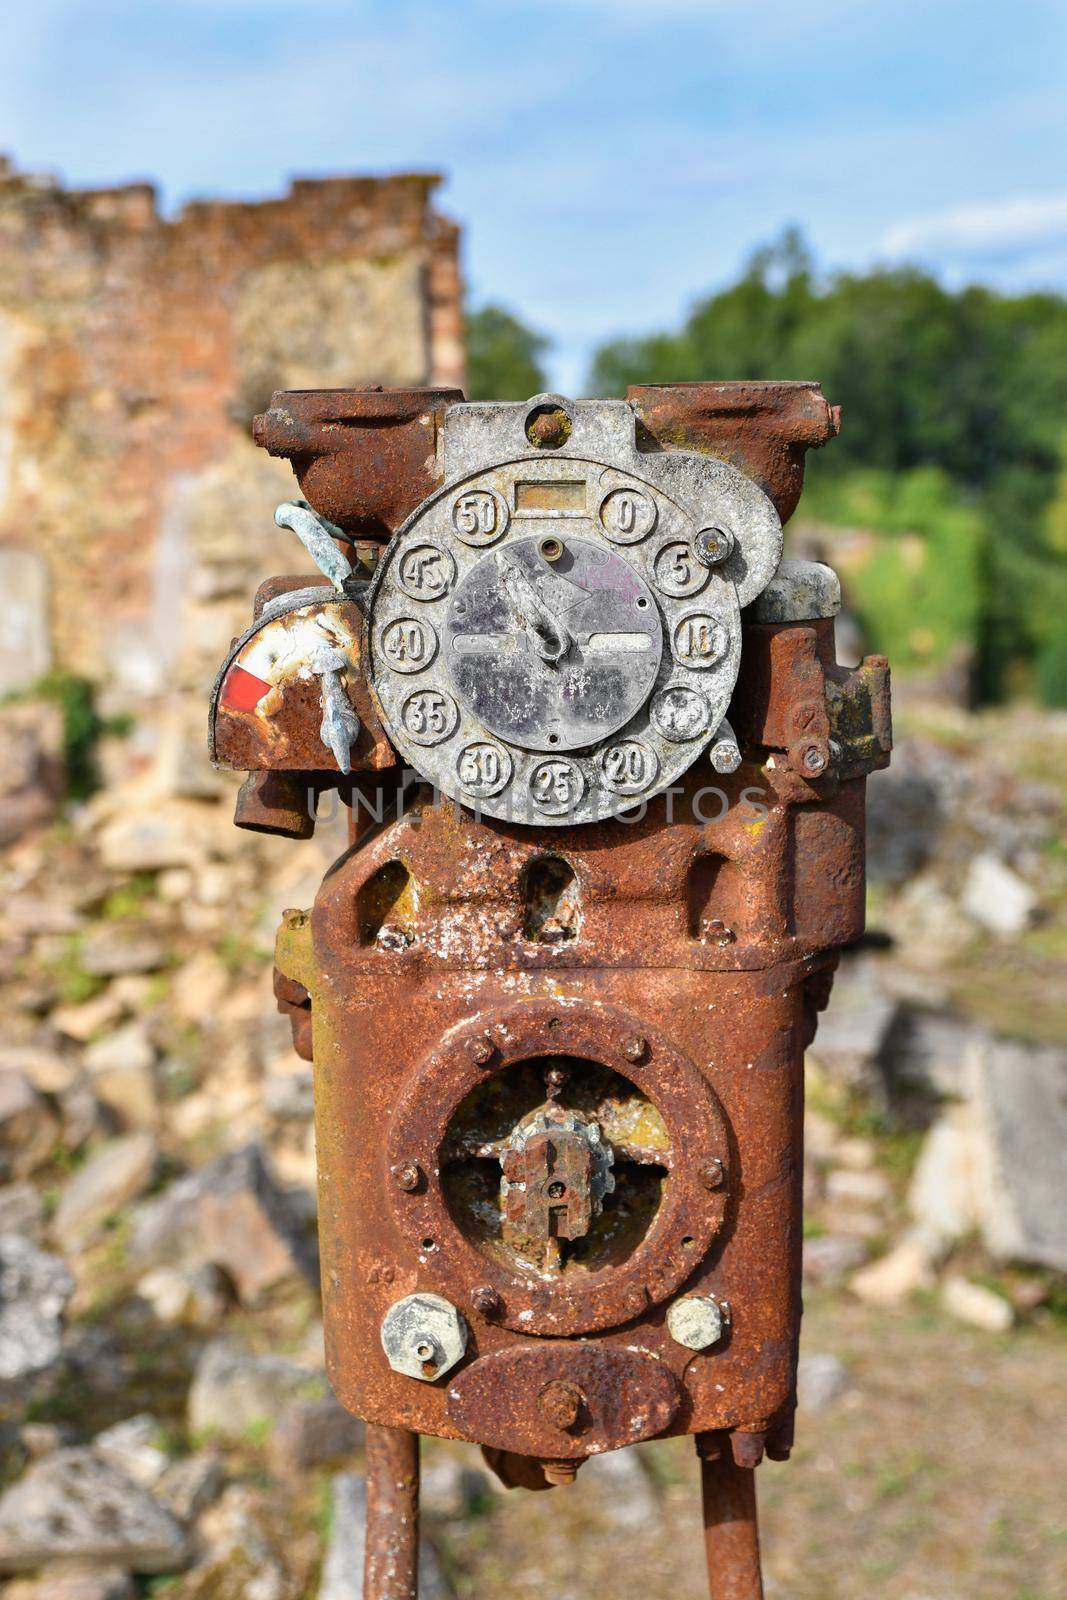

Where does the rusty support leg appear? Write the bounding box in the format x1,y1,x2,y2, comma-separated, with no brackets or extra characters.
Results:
364,1425,420,1600
698,1436,765,1600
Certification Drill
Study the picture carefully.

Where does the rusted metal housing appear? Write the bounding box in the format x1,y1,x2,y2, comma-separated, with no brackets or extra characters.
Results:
213,381,890,1600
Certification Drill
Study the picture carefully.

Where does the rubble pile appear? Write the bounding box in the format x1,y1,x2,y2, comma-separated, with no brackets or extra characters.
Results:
0,695,1063,1595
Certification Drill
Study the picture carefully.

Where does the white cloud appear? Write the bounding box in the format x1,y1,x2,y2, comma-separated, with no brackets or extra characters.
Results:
881,194,1067,261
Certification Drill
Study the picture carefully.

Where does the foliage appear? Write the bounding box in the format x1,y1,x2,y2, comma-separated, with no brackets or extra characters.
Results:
803,468,986,675
466,303,549,401
1037,628,1067,708
588,230,1067,699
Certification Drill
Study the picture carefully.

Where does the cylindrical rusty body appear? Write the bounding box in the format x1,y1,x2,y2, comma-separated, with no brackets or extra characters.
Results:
277,758,867,1459
213,382,891,1597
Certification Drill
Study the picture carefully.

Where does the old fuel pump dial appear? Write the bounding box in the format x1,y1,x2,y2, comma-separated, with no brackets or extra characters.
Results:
365,401,781,824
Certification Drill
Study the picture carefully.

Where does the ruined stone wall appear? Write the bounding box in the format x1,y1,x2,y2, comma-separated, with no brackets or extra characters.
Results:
0,154,464,711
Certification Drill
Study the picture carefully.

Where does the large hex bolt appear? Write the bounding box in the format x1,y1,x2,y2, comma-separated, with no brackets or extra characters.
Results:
380,1292,468,1383
667,1294,729,1351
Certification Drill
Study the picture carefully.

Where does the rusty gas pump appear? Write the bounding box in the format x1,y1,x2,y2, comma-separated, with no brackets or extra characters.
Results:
210,382,891,1599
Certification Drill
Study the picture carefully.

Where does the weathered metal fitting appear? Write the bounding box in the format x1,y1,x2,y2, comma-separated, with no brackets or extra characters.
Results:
391,1161,422,1193
472,1285,503,1318
622,1035,648,1063
709,717,742,775
694,526,735,567
466,1035,495,1066
667,1294,729,1351
698,1158,726,1191
749,559,841,622
233,771,315,839
537,1379,585,1432
380,1292,468,1383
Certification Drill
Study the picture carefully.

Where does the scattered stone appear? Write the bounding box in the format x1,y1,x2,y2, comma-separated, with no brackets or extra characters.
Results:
80,929,168,979
971,1035,1067,1273
52,990,127,1044
2,1565,136,1600
0,1236,73,1386
130,1144,314,1303
268,1394,362,1474
820,1208,885,1240
188,1341,323,1442
420,1451,489,1521
94,1414,168,1488
850,1233,935,1307
961,852,1039,936
797,1352,851,1411
169,952,231,1027
907,1105,981,1248
318,1473,451,1600
824,1169,892,1209
803,1109,841,1163
154,1451,224,1525
263,1067,315,1121
0,1448,186,1573
135,1261,234,1327
834,1136,877,1171
4,897,80,937
0,1181,45,1241
802,1233,870,1288
583,1446,658,1529
186,1483,288,1600
809,958,898,1089
0,547,51,697
884,1009,974,1099
0,1071,59,1180
84,1022,155,1077
20,1423,71,1458
83,1024,159,1128
883,874,974,968
57,1081,111,1153
0,1045,78,1095
0,703,63,846
941,1275,1014,1333
96,801,222,876
865,750,945,885
52,1132,158,1251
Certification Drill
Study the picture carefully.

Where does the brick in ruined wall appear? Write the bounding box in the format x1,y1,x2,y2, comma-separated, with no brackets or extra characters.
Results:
0,161,465,693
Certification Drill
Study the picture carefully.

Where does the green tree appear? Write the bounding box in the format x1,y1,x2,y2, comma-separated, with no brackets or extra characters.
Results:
466,304,549,401
587,231,1067,700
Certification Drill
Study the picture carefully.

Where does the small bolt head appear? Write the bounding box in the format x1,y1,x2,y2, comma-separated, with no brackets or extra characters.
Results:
537,1379,584,1432
694,526,735,567
667,1294,727,1351
381,1292,467,1383
472,1285,503,1318
622,1035,648,1063
392,1162,422,1193
710,739,742,775
698,1157,725,1191
802,745,827,774
467,1036,494,1066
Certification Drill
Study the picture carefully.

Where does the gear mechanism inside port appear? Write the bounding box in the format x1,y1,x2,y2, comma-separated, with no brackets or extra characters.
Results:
440,1056,671,1278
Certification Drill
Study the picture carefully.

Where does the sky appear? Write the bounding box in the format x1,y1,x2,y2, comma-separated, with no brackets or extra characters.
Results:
2,0,1066,393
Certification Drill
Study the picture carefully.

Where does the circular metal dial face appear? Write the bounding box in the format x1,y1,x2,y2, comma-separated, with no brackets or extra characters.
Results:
367,456,742,825
445,536,663,754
